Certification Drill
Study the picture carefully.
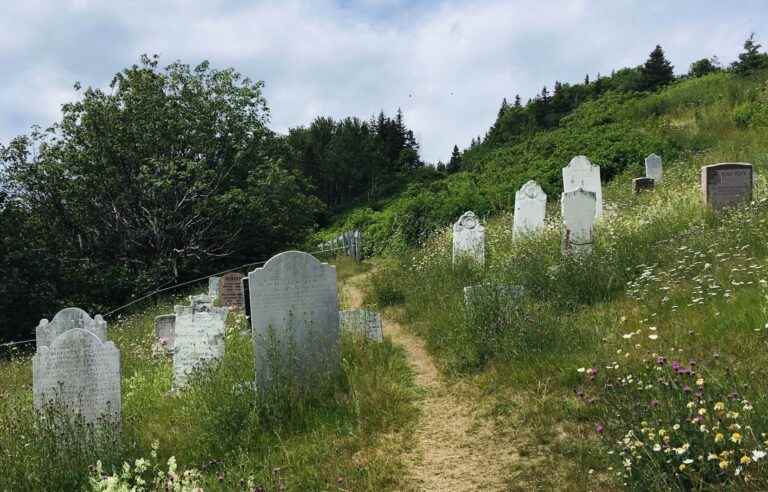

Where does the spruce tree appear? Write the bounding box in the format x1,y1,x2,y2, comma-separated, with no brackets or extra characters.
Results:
514,94,521,108
732,33,768,75
640,45,674,91
447,145,462,173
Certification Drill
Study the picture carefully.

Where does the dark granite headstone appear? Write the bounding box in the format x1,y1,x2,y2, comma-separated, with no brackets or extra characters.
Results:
701,163,753,211
633,177,655,193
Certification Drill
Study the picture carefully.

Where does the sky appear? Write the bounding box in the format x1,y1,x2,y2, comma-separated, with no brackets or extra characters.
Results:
1,0,767,163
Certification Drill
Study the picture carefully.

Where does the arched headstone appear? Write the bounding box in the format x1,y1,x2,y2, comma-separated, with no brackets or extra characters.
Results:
513,180,547,239
562,156,602,218
173,302,228,388
248,251,339,393
561,188,597,255
36,307,106,349
452,211,485,265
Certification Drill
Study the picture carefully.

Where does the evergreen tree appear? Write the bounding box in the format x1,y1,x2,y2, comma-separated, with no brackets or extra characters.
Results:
584,74,590,85
639,45,674,91
514,94,521,108
497,97,509,118
732,33,768,75
447,144,462,173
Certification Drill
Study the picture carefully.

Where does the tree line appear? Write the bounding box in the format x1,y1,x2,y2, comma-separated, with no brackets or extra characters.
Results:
0,55,424,343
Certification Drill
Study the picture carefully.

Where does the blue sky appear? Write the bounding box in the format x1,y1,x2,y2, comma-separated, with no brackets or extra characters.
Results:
1,0,767,163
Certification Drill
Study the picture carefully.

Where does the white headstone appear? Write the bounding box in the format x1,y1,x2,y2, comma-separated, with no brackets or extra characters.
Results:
562,156,602,218
173,302,228,388
339,309,383,342
33,328,121,425
561,188,597,255
36,307,106,348
513,180,547,239
248,251,339,393
154,314,176,353
452,211,485,265
208,276,221,299
645,153,663,183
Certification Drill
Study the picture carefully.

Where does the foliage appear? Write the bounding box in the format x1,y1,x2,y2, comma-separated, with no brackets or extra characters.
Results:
639,45,675,92
689,57,721,78
732,33,768,76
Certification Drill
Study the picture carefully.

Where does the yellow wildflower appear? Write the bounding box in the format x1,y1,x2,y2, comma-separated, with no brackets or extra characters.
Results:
732,433,743,444
741,455,752,465
720,460,729,470
714,402,725,412
715,433,725,443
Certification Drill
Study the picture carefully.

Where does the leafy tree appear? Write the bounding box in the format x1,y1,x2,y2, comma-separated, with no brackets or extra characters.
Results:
732,33,768,75
689,57,720,77
639,45,674,91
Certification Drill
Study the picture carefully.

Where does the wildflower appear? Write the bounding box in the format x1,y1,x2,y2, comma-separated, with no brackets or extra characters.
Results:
732,433,743,444
596,424,605,435
741,455,752,465
698,408,707,416
648,334,658,340
678,464,686,471
714,402,725,412
653,444,662,452
577,368,586,373
720,460,729,470
708,453,719,461
752,450,766,461
673,424,681,431
696,378,705,386
715,433,725,443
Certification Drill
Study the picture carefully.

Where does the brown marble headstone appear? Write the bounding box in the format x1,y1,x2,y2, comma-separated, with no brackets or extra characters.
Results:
220,272,244,309
701,163,753,211
633,177,655,193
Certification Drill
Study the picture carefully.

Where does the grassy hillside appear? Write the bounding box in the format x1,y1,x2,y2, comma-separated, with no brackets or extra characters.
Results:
325,71,768,257
365,72,768,489
0,258,418,491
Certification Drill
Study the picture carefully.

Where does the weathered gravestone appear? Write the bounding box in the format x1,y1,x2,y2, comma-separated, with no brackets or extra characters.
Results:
701,163,753,211
154,314,176,353
189,293,213,309
248,251,339,393
562,156,602,218
208,276,221,300
33,327,121,425
172,302,228,388
241,277,251,319
339,309,383,342
561,188,597,255
36,307,106,348
633,177,655,193
463,283,524,310
453,211,485,265
513,180,547,239
220,272,244,309
645,153,663,183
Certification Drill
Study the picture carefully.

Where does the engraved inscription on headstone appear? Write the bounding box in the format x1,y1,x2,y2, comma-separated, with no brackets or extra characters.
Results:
562,155,603,218
701,163,753,211
513,180,547,239
172,303,228,389
453,211,485,265
561,188,597,255
633,177,655,193
33,328,121,425
36,307,106,348
248,251,339,393
220,272,244,309
154,314,176,353
339,309,383,342
208,276,221,300
645,153,663,183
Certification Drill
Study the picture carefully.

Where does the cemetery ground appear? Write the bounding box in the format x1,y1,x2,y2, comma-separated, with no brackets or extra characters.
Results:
0,258,421,491
368,148,768,489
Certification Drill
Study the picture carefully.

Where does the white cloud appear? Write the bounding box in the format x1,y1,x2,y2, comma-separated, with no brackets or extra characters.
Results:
0,0,765,162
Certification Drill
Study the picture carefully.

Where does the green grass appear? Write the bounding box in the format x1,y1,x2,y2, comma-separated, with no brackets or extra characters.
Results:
0,259,417,491
366,75,768,489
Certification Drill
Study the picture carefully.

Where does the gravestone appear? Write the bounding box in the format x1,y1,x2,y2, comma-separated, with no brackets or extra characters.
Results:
701,163,753,211
561,188,597,255
452,211,485,265
463,283,524,309
241,277,251,319
33,328,121,425
339,309,383,342
562,155,603,218
248,251,339,393
513,180,547,239
172,302,228,388
220,272,244,309
208,276,221,300
645,153,663,183
36,307,106,348
189,293,213,309
633,177,655,193
154,314,176,352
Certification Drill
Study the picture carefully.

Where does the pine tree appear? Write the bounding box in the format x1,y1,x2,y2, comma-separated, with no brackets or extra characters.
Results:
732,33,768,75
514,94,521,108
447,145,462,173
497,98,509,118
540,86,550,103
640,45,674,91
584,74,590,85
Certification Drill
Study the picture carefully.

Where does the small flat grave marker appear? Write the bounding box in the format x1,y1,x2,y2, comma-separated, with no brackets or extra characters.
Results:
339,309,383,342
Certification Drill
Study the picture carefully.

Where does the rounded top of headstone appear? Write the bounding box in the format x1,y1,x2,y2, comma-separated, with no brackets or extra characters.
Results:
456,211,480,230
567,155,595,171
47,307,102,327
256,250,331,274
645,153,661,161
519,180,546,200
49,327,110,350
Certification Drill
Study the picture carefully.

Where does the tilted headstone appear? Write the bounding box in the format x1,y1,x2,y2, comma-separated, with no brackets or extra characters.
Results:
562,156,603,218
173,302,228,388
241,277,251,319
208,276,221,300
36,307,106,349
33,328,121,425
248,251,339,393
561,188,597,255
645,153,663,183
154,314,176,353
513,180,547,239
220,272,244,309
452,211,485,265
339,309,383,342
633,177,655,193
701,163,753,211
